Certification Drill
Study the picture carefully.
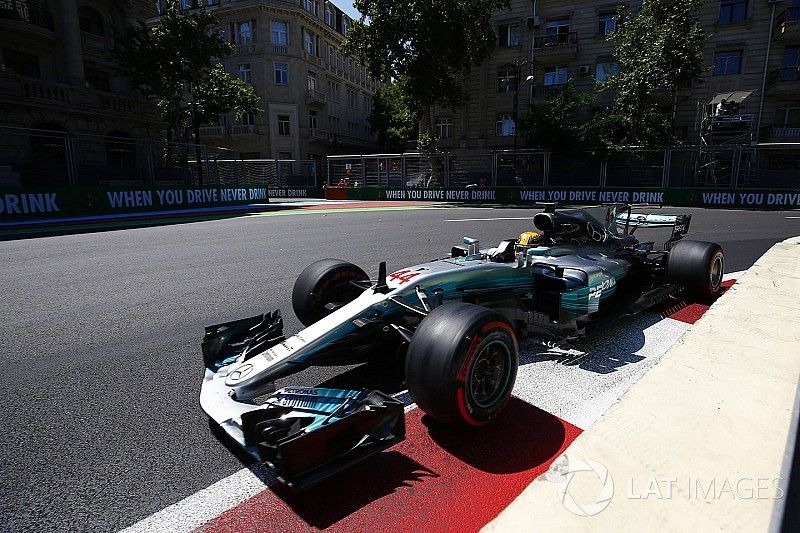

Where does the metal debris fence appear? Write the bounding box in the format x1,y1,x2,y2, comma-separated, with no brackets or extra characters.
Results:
0,126,317,188
327,144,800,190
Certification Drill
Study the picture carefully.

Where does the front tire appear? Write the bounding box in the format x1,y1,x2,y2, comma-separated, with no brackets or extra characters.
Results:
667,240,725,300
292,259,368,326
405,303,519,426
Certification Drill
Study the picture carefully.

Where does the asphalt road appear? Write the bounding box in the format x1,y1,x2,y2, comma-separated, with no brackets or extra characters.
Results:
1,206,798,532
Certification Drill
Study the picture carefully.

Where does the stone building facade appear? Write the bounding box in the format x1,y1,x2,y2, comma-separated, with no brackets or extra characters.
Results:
163,0,380,168
434,0,800,150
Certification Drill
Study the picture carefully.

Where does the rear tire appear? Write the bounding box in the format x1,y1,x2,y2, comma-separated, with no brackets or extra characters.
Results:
667,240,724,300
292,259,368,326
405,303,519,426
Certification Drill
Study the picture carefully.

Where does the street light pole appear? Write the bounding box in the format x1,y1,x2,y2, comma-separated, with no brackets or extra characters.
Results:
512,59,535,151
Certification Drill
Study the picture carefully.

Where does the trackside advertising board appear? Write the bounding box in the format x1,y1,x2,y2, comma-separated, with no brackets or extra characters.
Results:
0,186,270,222
326,187,800,209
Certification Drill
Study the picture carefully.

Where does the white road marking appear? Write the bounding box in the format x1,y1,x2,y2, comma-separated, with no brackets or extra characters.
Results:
120,465,275,533
124,272,745,532
786,216,800,219
444,216,534,222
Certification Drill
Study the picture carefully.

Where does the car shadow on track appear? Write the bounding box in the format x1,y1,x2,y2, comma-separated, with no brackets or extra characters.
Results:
315,360,406,394
269,451,437,529
518,311,666,374
422,397,569,474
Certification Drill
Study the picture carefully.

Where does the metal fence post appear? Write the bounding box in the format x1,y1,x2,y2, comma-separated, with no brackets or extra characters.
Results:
600,158,607,188
731,146,741,190
360,156,365,185
65,133,77,186
662,147,670,188
401,154,406,188
145,141,155,184
543,151,550,188
444,152,450,187
491,151,497,186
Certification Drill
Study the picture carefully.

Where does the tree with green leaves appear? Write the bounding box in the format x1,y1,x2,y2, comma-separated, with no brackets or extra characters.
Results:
369,79,418,152
520,82,596,151
597,0,706,147
113,1,261,149
344,0,509,150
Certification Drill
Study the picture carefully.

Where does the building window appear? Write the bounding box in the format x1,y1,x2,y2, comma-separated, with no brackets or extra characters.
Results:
237,21,255,44
546,18,571,35
240,112,256,126
595,61,620,82
347,88,357,108
497,66,518,92
303,30,315,54
496,114,515,137
342,17,349,36
713,50,742,75
325,4,334,26
328,81,340,102
329,115,340,131
782,46,800,73
85,65,111,91
238,63,251,83
544,66,568,85
304,0,318,15
278,151,292,160
78,6,104,36
775,102,800,127
719,0,747,24
271,21,288,45
498,24,521,47
309,110,318,129
274,62,289,85
307,70,317,91
598,12,616,36
328,45,334,65
2,49,40,77
277,115,291,136
436,118,453,139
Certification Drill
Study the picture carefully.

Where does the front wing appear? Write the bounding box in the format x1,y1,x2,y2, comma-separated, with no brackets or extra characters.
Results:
200,314,405,491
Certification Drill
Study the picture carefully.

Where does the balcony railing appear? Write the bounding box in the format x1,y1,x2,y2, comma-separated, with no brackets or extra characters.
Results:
772,126,800,139
272,44,288,54
0,0,54,31
231,124,255,135
531,84,566,99
199,125,226,136
22,78,73,103
305,88,327,105
768,67,800,86
533,31,578,49
235,42,257,54
309,127,329,141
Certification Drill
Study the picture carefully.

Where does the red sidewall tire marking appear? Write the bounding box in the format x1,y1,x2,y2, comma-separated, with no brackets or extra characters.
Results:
455,320,518,426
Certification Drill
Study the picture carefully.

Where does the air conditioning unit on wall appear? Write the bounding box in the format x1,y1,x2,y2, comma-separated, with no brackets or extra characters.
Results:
579,65,591,76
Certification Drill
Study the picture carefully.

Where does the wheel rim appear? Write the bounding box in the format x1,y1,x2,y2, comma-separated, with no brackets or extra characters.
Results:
468,339,512,409
709,254,723,290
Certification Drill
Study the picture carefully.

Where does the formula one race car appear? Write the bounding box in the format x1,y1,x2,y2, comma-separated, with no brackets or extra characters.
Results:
200,204,724,488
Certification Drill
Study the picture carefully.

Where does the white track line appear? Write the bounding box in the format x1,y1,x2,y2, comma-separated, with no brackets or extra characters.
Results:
444,216,534,222
120,465,275,533
123,270,746,532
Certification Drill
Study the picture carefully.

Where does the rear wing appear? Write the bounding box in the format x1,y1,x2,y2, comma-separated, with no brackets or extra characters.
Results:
608,204,692,244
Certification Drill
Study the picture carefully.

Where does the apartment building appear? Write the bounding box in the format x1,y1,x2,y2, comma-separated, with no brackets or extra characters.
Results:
436,0,800,149
0,0,161,138
168,0,380,169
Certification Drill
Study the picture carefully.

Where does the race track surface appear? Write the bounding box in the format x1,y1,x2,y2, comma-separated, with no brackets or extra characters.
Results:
0,206,797,532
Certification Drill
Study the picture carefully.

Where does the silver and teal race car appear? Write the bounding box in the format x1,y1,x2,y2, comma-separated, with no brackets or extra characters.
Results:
200,204,724,488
